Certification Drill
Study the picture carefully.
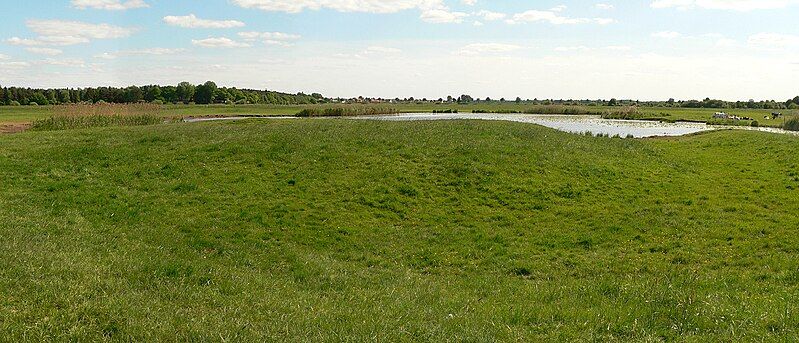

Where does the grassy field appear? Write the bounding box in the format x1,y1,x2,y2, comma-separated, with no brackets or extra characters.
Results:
1,118,798,340
2,104,796,128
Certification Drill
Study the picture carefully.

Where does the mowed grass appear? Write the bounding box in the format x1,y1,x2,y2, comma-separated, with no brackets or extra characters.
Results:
1,119,799,341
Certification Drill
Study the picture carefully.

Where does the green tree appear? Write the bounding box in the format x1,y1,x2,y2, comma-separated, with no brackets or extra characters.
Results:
144,86,162,102
176,82,196,104
195,81,218,104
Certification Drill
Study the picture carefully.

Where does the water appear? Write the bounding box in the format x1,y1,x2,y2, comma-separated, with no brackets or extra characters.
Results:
356,113,798,138
182,116,296,123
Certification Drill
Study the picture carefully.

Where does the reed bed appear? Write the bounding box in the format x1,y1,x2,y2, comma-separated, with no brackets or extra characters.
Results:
296,106,399,117
784,118,799,131
30,103,164,131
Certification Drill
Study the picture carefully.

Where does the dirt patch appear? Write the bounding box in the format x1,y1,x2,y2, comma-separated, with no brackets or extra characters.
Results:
0,123,31,134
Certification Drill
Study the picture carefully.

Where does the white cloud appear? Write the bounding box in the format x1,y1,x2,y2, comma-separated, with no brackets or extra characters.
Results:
595,3,615,9
231,0,445,13
163,14,245,29
651,0,799,11
0,61,31,68
237,31,301,46
6,20,134,47
364,46,402,54
457,43,522,56
555,45,631,52
715,38,738,47
40,58,86,67
95,48,187,59
27,20,136,39
10,36,89,47
748,33,799,48
550,5,568,12
420,8,468,23
233,0,465,24
26,47,63,56
475,10,506,21
191,37,251,48
507,10,614,25
473,21,484,26
71,0,148,10
462,0,477,5
0,54,9,60
651,31,682,39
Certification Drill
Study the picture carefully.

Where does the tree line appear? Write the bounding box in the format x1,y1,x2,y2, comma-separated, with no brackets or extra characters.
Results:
346,95,799,110
0,81,325,106
1,82,797,110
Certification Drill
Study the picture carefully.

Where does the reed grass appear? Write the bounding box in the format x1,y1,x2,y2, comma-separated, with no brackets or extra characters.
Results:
296,106,398,117
784,118,799,131
30,103,164,131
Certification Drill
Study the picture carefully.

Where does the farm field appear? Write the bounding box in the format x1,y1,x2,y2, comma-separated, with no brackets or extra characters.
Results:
1,118,798,340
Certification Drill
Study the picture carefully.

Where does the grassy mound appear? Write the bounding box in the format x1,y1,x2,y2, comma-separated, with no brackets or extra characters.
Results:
1,119,798,340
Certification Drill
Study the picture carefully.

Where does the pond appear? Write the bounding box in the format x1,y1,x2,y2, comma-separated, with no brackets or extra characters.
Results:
356,113,798,138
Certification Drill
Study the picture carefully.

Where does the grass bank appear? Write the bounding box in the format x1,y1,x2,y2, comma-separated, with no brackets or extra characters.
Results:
1,119,798,340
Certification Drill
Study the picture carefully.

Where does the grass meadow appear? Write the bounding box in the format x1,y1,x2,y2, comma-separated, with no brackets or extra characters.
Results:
1,118,798,340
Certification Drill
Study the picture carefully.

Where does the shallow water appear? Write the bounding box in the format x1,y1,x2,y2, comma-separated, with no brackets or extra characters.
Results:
356,113,798,138
182,116,296,123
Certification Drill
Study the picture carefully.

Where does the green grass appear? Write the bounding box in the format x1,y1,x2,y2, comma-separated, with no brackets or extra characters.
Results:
1,119,798,340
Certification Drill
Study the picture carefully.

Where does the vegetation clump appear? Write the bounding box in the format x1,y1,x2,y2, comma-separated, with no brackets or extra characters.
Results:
30,103,164,131
296,106,398,117
784,118,799,131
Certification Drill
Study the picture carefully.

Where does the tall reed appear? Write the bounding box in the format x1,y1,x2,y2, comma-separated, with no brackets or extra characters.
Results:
296,106,398,117
31,103,164,131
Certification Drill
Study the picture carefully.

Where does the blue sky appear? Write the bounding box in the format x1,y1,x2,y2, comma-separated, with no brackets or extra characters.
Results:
1,0,798,100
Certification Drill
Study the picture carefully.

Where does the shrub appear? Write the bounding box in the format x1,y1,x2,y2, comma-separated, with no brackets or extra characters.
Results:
784,118,799,131
9,100,20,106
29,102,38,106
750,121,759,127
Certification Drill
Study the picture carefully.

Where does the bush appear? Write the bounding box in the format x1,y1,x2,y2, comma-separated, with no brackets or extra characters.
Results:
29,102,38,106
9,100,20,106
784,118,799,131
152,100,164,105
750,121,759,127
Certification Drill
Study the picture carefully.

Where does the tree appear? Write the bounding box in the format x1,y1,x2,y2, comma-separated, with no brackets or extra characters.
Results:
176,82,196,104
144,86,162,102
123,86,144,103
608,98,618,106
459,94,473,103
161,86,177,104
195,81,218,104
31,92,49,105
515,97,522,104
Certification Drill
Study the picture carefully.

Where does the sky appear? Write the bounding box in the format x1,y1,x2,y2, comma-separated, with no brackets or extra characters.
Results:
0,0,798,101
